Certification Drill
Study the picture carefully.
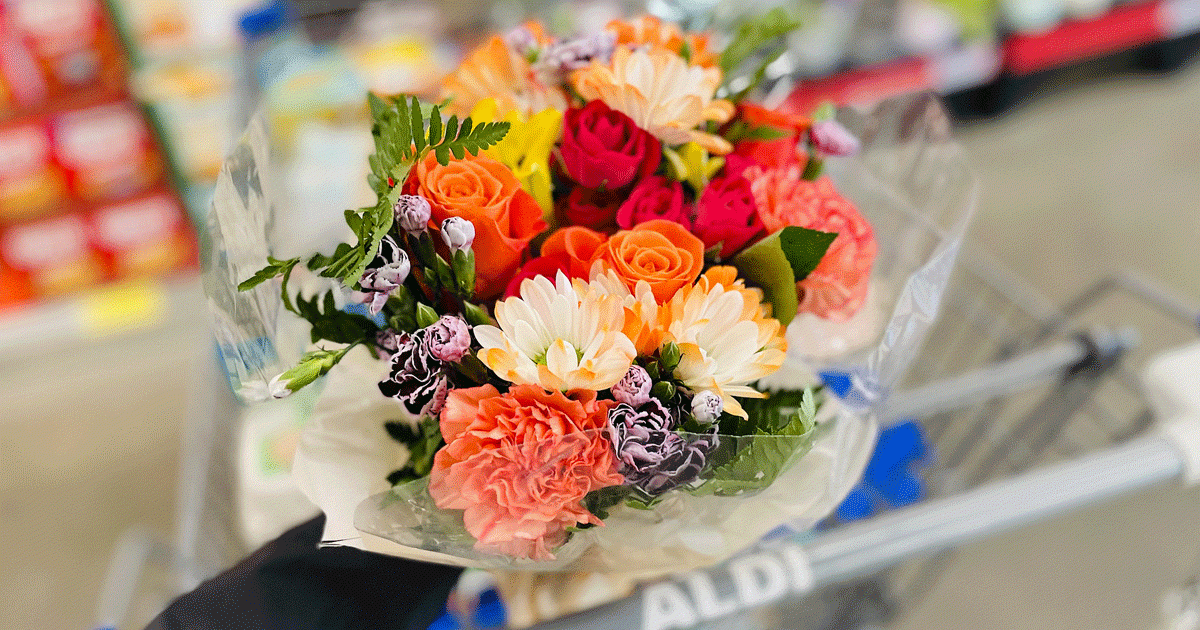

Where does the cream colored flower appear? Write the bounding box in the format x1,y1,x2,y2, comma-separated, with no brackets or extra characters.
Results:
572,47,735,154
661,267,787,417
588,264,664,357
476,272,636,391
442,36,567,118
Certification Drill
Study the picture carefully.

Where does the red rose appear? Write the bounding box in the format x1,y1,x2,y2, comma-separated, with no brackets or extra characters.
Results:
615,176,691,230
560,101,661,190
504,254,571,298
560,187,622,232
694,174,764,258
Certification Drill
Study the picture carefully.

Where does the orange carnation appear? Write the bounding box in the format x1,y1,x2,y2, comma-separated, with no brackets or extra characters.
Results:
405,152,547,299
591,219,704,303
428,384,623,560
542,226,607,278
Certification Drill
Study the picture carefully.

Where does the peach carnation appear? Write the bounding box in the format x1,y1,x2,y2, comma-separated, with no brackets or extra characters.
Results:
428,384,623,560
748,168,878,320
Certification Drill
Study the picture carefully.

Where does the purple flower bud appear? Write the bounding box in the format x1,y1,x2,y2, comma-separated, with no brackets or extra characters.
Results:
357,236,410,315
504,25,539,58
608,400,718,496
532,31,616,83
394,195,432,235
690,391,723,424
440,217,475,252
426,314,471,362
809,119,861,158
612,365,652,406
379,328,450,416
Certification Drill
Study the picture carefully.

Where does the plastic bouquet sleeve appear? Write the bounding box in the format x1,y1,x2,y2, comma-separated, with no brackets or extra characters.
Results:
201,13,975,608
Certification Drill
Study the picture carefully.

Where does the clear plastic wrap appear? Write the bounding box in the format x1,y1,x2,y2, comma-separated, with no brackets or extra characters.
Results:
202,92,974,581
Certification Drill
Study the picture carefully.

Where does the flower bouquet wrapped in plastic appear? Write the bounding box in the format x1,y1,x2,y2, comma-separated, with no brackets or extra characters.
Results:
203,11,974,587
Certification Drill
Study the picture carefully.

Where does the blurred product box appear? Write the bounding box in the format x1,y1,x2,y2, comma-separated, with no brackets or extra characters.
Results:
0,211,104,297
0,115,70,222
0,187,193,303
48,98,164,203
0,0,126,115
87,188,195,279
0,96,165,224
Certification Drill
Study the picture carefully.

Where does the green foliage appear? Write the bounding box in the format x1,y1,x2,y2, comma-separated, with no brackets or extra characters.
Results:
723,119,791,144
294,291,380,345
690,389,820,497
731,226,837,326
276,345,357,396
237,256,299,291
384,416,444,486
385,286,418,333
719,8,802,101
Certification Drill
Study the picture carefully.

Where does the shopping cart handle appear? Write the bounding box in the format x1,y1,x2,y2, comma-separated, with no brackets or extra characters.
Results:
1144,341,1200,485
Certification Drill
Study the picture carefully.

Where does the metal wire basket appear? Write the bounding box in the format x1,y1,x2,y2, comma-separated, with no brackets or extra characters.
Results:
527,247,1200,630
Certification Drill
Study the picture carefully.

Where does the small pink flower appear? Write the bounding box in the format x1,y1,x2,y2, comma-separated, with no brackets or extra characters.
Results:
427,315,471,362
809,119,860,158
612,365,652,407
748,167,877,321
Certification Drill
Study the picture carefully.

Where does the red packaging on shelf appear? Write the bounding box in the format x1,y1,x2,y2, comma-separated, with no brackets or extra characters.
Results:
0,115,70,223
87,189,196,280
47,98,164,204
0,0,125,111
0,211,104,297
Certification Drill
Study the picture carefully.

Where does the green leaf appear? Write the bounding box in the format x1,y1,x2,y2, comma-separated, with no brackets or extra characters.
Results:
731,227,837,326
368,92,389,120
415,302,439,328
779,226,838,280
410,96,426,153
689,390,820,497
462,302,492,326
427,105,443,146
720,8,802,76
384,416,445,485
237,256,299,292
294,291,380,345
724,119,791,143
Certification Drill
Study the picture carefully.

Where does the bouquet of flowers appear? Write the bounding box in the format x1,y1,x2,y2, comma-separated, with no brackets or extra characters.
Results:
204,12,974,577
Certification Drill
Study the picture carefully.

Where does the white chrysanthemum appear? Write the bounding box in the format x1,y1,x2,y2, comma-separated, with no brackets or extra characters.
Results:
475,272,637,391
662,268,787,417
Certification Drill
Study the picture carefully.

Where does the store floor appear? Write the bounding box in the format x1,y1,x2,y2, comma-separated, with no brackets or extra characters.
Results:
2,60,1199,630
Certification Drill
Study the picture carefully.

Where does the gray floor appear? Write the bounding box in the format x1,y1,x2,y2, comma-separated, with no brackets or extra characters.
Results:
2,59,1199,630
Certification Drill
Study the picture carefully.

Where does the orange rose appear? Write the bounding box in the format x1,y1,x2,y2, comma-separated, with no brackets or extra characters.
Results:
405,152,547,298
542,226,607,278
591,219,704,303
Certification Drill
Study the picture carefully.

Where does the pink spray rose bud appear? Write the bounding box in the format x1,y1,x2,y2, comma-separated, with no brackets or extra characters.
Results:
395,195,432,235
440,217,475,253
809,119,861,158
612,365,652,407
426,315,472,362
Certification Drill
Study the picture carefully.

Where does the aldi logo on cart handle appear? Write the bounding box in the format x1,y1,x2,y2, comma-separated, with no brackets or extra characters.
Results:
641,542,814,630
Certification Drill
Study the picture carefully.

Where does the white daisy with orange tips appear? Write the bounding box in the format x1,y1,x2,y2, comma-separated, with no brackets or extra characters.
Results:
587,263,665,357
475,272,636,391
572,46,735,155
660,267,787,417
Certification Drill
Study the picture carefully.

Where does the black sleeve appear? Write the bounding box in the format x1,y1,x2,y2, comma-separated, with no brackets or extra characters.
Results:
144,516,463,630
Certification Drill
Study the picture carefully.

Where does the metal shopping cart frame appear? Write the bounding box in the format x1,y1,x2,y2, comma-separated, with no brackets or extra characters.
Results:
523,249,1200,630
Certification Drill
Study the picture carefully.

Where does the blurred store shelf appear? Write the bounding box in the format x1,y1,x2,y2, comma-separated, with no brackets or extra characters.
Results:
0,272,204,359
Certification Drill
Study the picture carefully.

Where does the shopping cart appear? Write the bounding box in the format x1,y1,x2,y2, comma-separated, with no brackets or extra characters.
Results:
94,246,1200,630
517,248,1200,630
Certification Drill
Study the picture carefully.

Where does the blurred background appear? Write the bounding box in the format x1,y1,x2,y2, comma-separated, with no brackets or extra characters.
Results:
0,0,1198,628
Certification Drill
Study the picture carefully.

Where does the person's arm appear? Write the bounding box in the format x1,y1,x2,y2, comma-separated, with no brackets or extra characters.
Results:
145,516,463,630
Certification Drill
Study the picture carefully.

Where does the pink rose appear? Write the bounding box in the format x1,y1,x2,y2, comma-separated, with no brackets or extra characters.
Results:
615,176,691,230
693,174,764,258
428,385,623,560
748,168,877,321
560,100,661,190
